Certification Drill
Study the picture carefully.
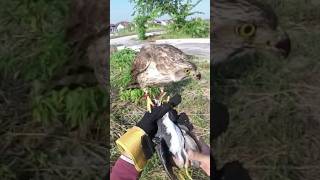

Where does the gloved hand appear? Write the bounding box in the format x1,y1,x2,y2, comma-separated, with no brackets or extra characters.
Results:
135,94,181,160
136,94,181,138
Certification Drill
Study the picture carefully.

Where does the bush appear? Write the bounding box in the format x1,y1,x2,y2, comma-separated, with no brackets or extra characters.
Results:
166,18,209,38
183,18,209,38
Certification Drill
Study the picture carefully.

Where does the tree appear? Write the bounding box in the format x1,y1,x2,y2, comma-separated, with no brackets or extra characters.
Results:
160,0,203,31
130,0,162,40
130,0,203,39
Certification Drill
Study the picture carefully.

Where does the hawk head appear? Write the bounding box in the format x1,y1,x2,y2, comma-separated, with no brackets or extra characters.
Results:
173,59,201,82
212,0,291,65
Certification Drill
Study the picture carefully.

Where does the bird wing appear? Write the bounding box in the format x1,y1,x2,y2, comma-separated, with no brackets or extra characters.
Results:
130,47,152,87
155,138,177,180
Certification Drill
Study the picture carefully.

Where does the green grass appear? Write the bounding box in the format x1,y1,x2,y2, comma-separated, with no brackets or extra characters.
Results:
0,0,108,179
214,1,320,180
110,53,210,179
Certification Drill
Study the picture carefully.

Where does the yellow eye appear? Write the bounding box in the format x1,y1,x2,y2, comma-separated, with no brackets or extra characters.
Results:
185,69,190,73
236,24,256,37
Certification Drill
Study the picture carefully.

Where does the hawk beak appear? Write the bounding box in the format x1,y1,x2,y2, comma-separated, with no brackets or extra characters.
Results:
275,29,291,58
193,72,201,80
275,33,291,58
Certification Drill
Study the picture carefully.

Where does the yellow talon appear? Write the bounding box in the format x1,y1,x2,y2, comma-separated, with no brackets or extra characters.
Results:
176,167,192,180
146,95,154,112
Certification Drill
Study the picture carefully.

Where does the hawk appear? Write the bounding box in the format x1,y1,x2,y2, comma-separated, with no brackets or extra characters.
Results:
212,0,291,66
130,44,201,111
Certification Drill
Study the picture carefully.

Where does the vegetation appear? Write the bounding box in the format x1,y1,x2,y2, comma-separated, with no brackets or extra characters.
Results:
130,0,205,40
1,0,107,179
130,0,162,40
160,0,203,31
166,17,209,38
214,0,320,180
110,49,210,179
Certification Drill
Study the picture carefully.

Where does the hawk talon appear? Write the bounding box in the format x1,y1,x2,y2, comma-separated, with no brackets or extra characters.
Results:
146,95,154,113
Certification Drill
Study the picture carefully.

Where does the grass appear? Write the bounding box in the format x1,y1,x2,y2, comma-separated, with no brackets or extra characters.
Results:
0,0,108,179
110,49,210,179
213,0,320,180
155,18,210,40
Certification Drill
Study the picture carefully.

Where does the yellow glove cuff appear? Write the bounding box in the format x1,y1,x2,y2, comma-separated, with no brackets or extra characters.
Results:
116,126,148,172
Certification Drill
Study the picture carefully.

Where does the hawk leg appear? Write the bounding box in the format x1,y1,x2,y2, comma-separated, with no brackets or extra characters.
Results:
144,88,154,112
158,87,167,104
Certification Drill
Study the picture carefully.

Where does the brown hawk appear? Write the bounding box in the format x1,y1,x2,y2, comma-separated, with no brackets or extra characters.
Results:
130,44,201,111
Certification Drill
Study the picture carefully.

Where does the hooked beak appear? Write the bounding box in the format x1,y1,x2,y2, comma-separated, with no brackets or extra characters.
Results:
275,32,291,57
192,72,201,80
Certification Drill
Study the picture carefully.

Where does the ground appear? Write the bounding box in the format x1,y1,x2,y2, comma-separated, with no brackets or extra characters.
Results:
214,0,320,180
110,51,210,179
1,0,319,180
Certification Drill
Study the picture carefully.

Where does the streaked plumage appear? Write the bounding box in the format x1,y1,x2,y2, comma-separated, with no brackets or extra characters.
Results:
212,0,291,65
131,44,201,89
130,44,201,112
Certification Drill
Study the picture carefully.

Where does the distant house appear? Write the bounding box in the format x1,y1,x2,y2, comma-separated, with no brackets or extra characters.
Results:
153,20,162,25
160,20,168,26
110,24,117,33
151,19,169,26
116,21,130,31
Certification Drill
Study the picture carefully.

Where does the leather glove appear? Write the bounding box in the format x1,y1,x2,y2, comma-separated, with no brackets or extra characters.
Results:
136,94,181,138
136,94,181,160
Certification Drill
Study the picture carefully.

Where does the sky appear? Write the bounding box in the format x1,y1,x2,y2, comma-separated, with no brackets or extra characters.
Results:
110,0,210,24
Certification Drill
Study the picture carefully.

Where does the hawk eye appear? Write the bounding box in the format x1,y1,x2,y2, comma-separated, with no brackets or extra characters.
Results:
237,24,256,37
185,69,190,73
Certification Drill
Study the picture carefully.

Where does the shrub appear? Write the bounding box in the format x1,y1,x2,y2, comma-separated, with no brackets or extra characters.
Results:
166,18,209,38
183,18,209,38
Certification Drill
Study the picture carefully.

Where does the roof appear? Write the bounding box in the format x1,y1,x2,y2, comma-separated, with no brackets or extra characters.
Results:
117,21,130,26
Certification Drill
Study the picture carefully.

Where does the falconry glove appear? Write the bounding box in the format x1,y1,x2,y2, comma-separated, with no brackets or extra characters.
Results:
136,94,181,138
116,94,181,172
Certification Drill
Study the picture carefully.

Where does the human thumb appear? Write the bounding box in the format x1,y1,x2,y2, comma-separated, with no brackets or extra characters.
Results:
188,150,208,162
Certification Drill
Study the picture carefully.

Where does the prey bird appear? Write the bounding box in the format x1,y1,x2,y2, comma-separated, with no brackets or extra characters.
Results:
212,0,291,66
154,110,201,180
130,44,201,112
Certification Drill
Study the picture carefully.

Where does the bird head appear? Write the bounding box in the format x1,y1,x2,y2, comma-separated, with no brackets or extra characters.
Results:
212,0,291,65
174,61,201,81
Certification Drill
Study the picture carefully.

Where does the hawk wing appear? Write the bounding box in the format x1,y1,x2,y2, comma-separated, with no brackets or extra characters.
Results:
130,46,152,88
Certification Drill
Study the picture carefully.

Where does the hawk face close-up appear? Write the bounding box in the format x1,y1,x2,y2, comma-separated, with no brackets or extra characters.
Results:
173,62,201,82
212,0,291,65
